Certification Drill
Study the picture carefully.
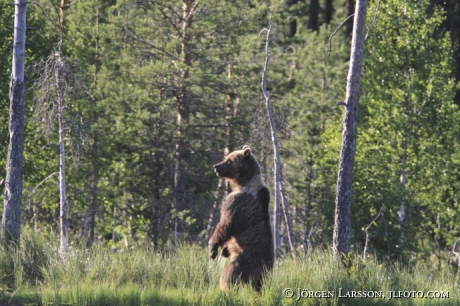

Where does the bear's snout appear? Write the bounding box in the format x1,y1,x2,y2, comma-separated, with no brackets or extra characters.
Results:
213,161,231,178
213,165,219,176
213,163,222,176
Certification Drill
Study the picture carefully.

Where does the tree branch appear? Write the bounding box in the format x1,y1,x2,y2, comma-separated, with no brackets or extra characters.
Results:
31,172,59,195
363,205,384,259
62,0,77,9
364,0,382,41
149,1,183,38
190,1,199,15
325,14,354,57
30,1,59,30
131,34,176,59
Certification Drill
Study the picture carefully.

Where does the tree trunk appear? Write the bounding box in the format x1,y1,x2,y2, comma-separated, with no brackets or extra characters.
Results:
286,0,299,38
280,163,296,252
325,0,333,24
345,0,355,37
55,55,68,251
59,0,68,31
173,0,196,237
87,120,98,249
307,0,319,31
261,21,281,257
149,88,165,248
304,167,313,252
150,165,161,248
86,6,100,250
205,64,236,241
398,137,406,249
332,0,367,258
2,0,27,246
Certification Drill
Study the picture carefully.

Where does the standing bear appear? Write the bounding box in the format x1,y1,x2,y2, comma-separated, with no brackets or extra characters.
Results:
209,145,274,292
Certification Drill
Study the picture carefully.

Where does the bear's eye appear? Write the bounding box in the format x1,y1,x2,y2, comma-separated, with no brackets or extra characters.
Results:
227,160,232,165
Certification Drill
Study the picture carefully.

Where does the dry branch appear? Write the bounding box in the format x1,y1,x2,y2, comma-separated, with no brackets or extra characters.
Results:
363,205,384,259
325,14,354,56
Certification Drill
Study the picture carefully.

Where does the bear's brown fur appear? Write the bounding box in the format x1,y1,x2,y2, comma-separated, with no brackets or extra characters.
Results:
208,145,274,292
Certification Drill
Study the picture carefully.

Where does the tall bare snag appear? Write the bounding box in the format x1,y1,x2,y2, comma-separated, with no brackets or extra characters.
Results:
261,20,282,256
332,0,367,258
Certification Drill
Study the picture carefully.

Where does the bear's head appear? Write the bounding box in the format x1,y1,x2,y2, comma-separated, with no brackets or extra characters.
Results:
213,145,262,188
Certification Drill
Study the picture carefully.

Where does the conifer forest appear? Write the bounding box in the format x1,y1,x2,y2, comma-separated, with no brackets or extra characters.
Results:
2,0,460,277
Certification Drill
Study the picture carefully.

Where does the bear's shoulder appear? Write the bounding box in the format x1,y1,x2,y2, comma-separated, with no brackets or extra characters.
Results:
257,186,270,205
222,186,268,212
241,174,266,197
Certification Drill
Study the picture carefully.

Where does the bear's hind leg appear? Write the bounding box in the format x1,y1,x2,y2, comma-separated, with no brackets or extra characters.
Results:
219,259,250,292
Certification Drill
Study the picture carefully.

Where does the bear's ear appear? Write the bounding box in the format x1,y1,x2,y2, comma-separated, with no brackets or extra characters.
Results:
242,146,251,159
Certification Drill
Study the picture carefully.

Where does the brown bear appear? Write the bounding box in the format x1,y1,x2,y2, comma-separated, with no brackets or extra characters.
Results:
208,145,274,292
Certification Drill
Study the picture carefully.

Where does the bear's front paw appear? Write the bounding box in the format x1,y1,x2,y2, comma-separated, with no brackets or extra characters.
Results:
221,244,230,258
209,241,218,260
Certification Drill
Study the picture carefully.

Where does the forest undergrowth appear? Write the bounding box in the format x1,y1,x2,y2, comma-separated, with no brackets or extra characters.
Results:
0,231,458,305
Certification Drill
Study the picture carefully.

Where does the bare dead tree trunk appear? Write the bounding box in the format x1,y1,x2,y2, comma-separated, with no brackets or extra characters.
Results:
305,166,313,252
122,209,129,249
55,54,68,252
2,0,27,246
86,5,100,250
332,0,367,258
261,20,282,257
398,134,407,249
280,163,296,252
452,240,460,271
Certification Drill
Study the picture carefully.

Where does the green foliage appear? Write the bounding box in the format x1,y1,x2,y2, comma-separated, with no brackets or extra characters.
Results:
0,1,14,172
85,0,270,244
354,0,460,260
281,18,349,247
0,0,52,179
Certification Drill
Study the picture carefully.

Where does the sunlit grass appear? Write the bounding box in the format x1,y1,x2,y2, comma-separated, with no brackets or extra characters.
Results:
0,232,458,305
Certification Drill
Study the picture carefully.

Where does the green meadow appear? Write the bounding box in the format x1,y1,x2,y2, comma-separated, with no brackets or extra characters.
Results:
0,232,458,305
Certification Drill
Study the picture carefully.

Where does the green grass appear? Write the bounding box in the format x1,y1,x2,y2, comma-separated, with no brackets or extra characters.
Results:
0,232,459,305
